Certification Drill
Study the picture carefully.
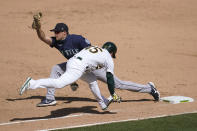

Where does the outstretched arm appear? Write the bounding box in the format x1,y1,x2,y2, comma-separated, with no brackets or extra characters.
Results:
106,72,115,95
32,12,52,46
36,28,52,46
106,72,121,102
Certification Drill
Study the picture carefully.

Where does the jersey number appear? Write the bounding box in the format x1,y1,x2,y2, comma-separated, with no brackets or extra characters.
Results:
85,46,103,53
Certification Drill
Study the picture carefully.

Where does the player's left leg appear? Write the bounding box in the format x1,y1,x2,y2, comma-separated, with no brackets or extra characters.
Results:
46,64,66,101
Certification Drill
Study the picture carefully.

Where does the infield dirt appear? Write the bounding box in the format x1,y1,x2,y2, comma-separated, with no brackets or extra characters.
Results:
0,0,197,130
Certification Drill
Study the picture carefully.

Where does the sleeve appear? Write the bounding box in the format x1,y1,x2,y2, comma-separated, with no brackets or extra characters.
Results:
106,72,115,95
50,37,56,48
105,51,115,95
105,52,114,74
79,36,91,48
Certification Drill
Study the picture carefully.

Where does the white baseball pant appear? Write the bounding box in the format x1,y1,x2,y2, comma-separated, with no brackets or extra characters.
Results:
45,62,152,101
28,58,108,109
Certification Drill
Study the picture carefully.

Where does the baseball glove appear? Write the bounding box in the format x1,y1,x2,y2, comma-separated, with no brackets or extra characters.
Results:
32,12,42,30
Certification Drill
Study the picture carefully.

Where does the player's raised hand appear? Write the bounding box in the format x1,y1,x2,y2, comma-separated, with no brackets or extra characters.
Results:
32,12,42,30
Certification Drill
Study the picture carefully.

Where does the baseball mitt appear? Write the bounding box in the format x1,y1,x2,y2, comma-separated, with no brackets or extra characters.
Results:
32,12,42,30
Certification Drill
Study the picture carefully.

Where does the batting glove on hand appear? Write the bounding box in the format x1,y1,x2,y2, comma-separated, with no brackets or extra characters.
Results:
112,93,122,103
32,12,42,30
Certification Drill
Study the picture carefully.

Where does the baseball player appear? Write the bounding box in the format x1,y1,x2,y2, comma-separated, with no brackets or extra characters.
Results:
20,44,121,110
31,13,160,107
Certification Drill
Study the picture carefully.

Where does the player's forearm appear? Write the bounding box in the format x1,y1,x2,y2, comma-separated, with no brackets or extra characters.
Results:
106,72,115,95
36,29,51,45
36,28,45,41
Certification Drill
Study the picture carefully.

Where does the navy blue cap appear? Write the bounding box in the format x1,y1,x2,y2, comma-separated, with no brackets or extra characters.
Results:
50,23,69,33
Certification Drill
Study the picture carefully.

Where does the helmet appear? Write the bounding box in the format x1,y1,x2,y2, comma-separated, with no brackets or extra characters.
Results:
102,42,117,58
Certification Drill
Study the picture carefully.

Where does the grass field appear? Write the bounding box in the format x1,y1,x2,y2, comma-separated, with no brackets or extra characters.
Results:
55,113,197,131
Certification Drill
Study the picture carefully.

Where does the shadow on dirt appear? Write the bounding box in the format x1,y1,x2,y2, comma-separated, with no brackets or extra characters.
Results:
121,99,153,102
6,97,154,104
10,106,116,121
6,96,97,103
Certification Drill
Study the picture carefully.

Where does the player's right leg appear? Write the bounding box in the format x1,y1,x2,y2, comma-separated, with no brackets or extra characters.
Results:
113,76,152,93
93,68,160,101
80,73,112,110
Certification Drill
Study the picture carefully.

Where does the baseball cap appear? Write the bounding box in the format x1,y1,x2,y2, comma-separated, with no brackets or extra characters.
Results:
50,23,69,33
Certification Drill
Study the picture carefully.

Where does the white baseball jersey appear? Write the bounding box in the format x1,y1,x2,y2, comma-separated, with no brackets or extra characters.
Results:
74,46,114,74
27,46,114,110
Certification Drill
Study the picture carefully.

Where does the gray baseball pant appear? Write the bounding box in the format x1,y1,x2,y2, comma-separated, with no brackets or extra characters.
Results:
46,62,152,100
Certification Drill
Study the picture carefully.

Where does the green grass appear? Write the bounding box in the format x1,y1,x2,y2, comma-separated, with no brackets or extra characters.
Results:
55,113,197,131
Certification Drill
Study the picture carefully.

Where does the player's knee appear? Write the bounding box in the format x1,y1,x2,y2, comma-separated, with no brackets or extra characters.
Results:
50,65,63,78
52,79,65,88
114,83,122,89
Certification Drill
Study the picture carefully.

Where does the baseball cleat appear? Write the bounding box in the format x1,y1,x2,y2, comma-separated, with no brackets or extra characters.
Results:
102,97,113,110
19,77,32,95
106,97,113,109
100,101,107,110
37,98,57,107
148,82,160,101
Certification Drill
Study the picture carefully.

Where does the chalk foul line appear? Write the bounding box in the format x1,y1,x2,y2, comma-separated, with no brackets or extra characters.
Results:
0,113,86,126
39,110,197,131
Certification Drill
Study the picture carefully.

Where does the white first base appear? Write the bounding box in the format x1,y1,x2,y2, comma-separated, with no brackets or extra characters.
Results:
160,96,194,104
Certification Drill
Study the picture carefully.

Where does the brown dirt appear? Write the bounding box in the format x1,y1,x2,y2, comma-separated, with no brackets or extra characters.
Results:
0,0,197,130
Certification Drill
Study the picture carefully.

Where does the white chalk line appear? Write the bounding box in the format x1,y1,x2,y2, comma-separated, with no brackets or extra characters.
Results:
0,109,119,126
0,114,85,126
39,110,197,131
